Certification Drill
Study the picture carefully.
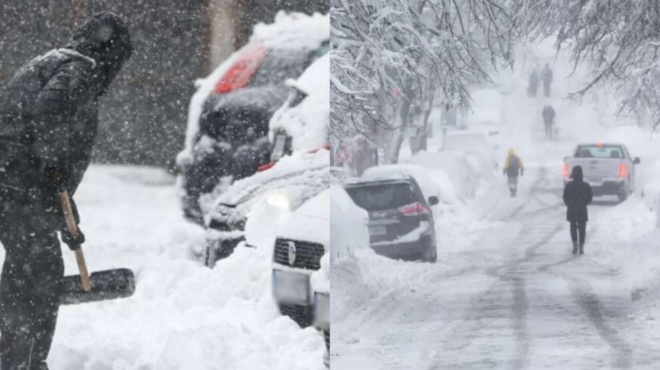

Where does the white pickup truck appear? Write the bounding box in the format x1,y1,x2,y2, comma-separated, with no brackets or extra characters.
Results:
563,143,640,202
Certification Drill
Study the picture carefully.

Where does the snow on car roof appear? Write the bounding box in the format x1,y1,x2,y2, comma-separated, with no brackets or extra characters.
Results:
359,164,440,199
269,53,329,151
177,12,329,166
252,12,329,50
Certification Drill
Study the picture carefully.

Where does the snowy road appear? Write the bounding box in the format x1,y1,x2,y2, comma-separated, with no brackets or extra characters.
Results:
334,164,660,369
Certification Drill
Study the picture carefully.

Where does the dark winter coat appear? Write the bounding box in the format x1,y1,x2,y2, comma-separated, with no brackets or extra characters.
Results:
542,106,555,124
563,166,593,221
0,12,132,226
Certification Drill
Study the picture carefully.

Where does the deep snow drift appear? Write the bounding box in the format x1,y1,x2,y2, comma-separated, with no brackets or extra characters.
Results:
7,165,325,370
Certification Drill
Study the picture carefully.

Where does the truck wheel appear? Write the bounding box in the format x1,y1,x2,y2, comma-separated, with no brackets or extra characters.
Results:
618,191,628,203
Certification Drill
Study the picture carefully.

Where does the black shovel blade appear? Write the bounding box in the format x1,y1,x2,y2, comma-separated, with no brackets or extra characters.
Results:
60,268,136,305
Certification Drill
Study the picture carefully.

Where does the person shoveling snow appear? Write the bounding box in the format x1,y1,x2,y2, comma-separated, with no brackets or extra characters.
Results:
0,12,133,369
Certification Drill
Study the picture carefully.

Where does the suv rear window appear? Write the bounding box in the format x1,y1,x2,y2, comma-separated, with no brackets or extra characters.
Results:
575,145,624,159
346,182,416,211
249,49,311,87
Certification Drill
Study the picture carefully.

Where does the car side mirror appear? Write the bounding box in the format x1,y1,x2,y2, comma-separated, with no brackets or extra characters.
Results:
428,196,439,206
634,157,641,165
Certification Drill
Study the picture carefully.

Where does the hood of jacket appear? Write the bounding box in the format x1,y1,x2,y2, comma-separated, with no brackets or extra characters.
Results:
571,165,584,181
65,12,133,96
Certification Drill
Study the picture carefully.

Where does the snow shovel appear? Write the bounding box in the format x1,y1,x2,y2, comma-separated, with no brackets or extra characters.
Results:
58,189,136,305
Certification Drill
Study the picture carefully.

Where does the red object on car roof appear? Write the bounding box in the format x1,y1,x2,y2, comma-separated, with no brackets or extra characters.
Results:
214,44,268,94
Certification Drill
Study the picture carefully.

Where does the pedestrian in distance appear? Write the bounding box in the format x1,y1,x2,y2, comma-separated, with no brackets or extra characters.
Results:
542,63,553,97
503,148,524,197
0,12,132,369
542,105,556,140
563,166,593,254
528,69,540,97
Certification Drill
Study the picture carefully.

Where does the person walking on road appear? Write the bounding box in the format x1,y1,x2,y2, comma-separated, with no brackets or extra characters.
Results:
542,105,556,140
528,69,540,97
542,63,553,97
563,166,593,254
0,12,132,369
503,148,524,197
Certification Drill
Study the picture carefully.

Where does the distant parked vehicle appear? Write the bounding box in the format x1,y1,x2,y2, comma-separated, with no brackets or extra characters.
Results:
344,165,440,263
563,142,640,202
176,12,330,225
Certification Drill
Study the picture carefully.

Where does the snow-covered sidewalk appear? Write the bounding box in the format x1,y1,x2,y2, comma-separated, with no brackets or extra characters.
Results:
10,165,325,370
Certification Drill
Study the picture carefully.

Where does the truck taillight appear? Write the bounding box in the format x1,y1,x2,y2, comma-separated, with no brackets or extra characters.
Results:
562,163,569,178
620,163,627,178
397,202,430,216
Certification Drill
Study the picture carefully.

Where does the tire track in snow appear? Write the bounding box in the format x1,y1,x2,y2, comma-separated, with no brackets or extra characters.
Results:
536,226,635,369
428,167,561,369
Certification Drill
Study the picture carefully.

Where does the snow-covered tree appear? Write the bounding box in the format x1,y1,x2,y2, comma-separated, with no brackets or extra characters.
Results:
331,0,516,163
521,0,660,128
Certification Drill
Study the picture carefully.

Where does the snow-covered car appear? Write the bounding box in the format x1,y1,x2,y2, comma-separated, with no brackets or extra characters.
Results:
204,51,331,266
176,12,330,225
344,165,440,263
272,189,329,326
563,143,640,202
443,130,498,175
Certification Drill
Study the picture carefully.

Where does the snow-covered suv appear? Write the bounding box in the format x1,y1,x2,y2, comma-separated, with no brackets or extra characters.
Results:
344,165,440,263
176,12,329,225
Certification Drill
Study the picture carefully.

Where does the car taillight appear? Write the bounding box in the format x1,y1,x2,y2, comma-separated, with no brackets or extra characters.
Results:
214,44,267,94
258,162,276,172
620,163,627,178
562,163,569,178
397,202,430,216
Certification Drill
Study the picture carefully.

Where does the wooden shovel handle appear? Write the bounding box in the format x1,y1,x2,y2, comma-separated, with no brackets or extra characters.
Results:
58,191,92,292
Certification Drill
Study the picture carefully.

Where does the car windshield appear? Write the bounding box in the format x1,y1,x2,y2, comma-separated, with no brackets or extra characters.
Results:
575,145,623,159
345,182,416,211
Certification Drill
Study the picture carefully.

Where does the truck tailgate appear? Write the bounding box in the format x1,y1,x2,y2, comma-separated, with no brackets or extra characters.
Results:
567,158,620,182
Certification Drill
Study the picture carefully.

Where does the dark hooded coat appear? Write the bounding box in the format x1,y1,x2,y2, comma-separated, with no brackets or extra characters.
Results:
0,12,132,228
563,166,593,221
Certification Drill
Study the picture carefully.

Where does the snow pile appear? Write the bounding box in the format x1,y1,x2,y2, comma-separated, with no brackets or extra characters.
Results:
407,151,476,202
329,185,369,260
42,165,324,370
269,53,329,152
251,12,329,51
